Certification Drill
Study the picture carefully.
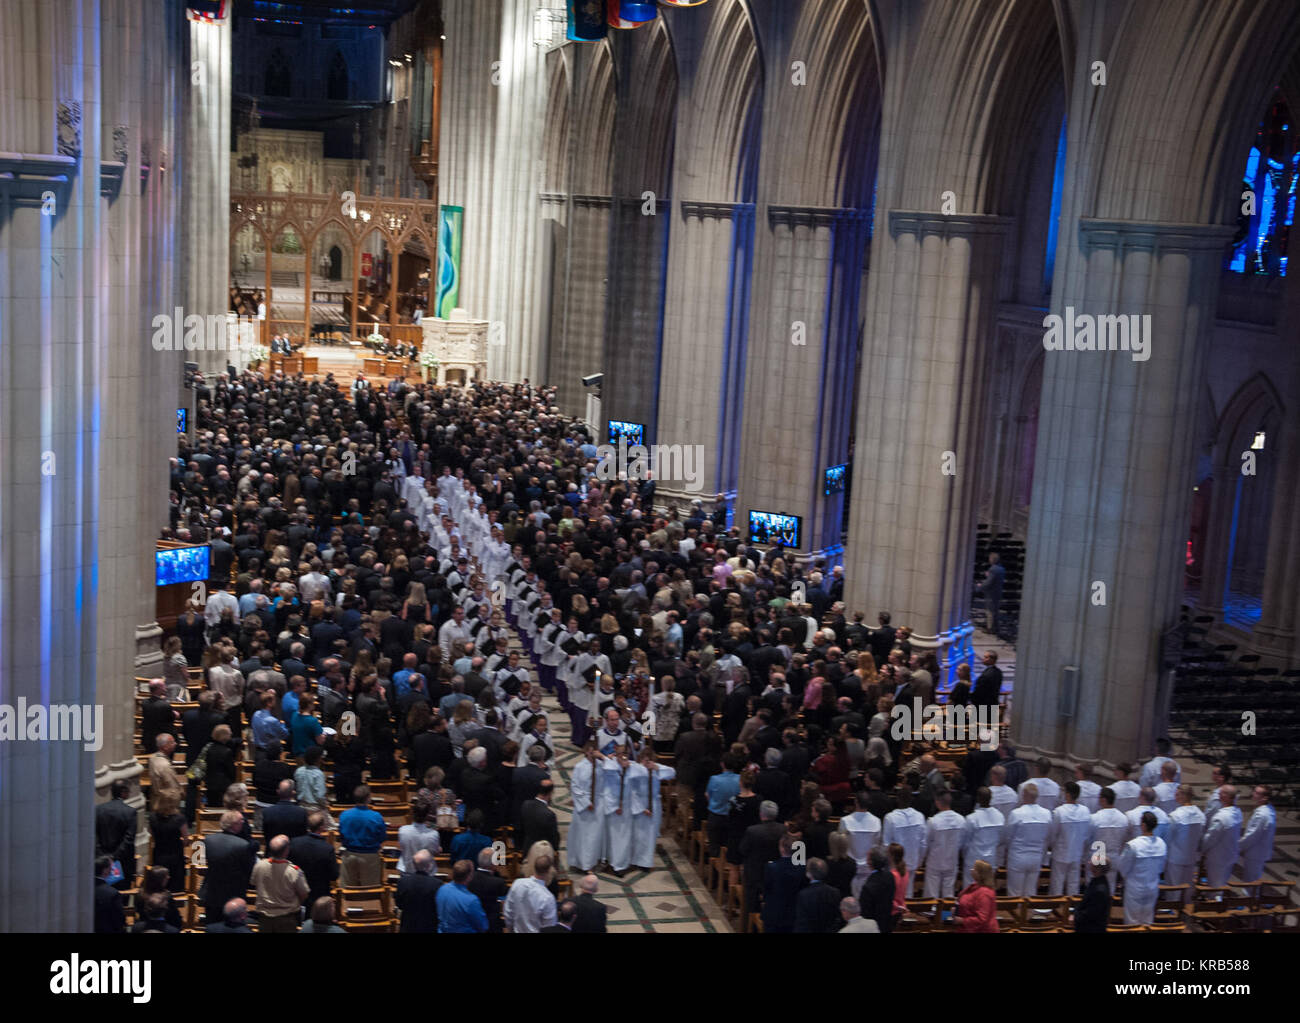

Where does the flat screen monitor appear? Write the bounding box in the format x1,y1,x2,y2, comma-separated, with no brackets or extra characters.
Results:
156,545,210,587
824,462,848,495
607,420,644,446
747,510,802,548
176,407,188,434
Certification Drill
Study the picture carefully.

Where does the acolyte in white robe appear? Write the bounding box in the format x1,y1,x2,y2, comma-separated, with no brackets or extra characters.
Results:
601,759,634,871
567,756,606,871
630,763,676,869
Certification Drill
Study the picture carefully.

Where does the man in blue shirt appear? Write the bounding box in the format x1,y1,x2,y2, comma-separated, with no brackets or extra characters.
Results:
437,860,490,932
440,678,473,719
705,753,743,857
251,692,288,752
339,785,386,886
392,653,418,699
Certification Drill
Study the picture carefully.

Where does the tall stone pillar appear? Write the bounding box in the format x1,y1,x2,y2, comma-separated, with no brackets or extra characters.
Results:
1015,220,1234,769
844,213,1010,672
736,206,869,562
655,200,755,509
185,9,231,375
0,0,184,932
550,194,611,414
1194,449,1238,622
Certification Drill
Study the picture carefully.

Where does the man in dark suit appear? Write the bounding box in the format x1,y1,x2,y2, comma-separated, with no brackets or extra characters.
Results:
1074,862,1111,933
869,612,897,665
517,781,561,857
395,850,442,933
140,681,178,753
409,715,455,781
793,858,843,933
511,745,550,824
739,801,786,913
458,747,506,829
572,874,609,933
972,651,1003,710
541,900,578,932
204,897,253,933
262,780,308,841
287,812,338,909
860,846,896,934
93,855,125,933
201,810,257,922
466,849,509,933
755,749,798,820
762,837,807,933
674,713,719,823
720,675,752,746
94,781,137,886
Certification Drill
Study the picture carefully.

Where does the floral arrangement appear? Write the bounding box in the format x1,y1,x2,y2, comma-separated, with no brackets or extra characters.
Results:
246,344,270,364
419,349,440,369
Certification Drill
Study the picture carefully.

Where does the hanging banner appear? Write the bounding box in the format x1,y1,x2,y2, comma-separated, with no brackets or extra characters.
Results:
659,0,709,7
617,2,658,22
567,0,607,41
435,205,463,319
607,0,652,29
360,252,372,278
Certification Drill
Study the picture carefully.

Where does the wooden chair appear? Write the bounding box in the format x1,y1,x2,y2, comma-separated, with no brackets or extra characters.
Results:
336,885,393,930
1024,896,1071,927
994,897,1026,930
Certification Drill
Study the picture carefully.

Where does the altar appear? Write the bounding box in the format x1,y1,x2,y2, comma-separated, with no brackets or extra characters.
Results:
421,310,489,386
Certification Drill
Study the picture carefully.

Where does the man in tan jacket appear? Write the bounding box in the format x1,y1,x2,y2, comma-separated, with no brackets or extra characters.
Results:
251,834,310,932
148,734,183,813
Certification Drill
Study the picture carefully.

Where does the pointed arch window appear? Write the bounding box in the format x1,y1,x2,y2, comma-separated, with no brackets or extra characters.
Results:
327,50,349,102
1228,90,1296,276
265,48,292,97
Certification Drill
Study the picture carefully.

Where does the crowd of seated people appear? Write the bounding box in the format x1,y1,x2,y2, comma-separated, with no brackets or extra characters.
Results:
92,369,1278,933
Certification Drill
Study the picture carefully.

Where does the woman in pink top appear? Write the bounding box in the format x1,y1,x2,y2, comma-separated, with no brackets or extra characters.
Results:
888,842,910,921
955,859,999,932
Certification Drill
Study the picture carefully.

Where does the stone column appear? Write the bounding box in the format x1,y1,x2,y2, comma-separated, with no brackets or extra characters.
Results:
184,9,231,375
1194,451,1238,622
736,205,869,562
843,212,1010,673
549,194,611,415
0,0,184,932
655,200,755,510
1015,220,1234,769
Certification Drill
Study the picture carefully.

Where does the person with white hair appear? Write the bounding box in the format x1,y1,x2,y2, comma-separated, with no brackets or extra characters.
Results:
1200,785,1243,887
600,744,636,875
1003,782,1051,897
1164,784,1205,896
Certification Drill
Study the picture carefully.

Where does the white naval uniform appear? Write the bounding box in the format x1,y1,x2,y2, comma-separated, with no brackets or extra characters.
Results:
1110,779,1141,814
1153,781,1180,815
1236,803,1276,883
1118,834,1168,924
1164,804,1206,892
1200,805,1243,887
923,810,966,897
962,806,1005,879
883,807,928,874
1125,804,1170,843
1047,802,1093,896
839,811,883,897
1139,755,1180,789
1003,804,1052,896
1019,776,1060,812
567,756,606,870
1090,807,1130,893
1076,779,1102,814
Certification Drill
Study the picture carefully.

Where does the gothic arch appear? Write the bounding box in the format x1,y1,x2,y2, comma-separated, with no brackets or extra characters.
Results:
571,40,616,197
616,17,678,201
678,0,762,203
542,55,570,195
1213,372,1286,465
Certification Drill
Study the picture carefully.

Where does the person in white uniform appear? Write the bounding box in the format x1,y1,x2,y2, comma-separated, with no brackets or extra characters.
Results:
630,747,676,870
840,791,883,898
1236,784,1276,884
566,742,608,871
1203,766,1232,819
1118,812,1168,925
1090,787,1130,894
923,790,965,897
1153,761,1181,815
1139,738,1180,788
963,787,1005,881
1003,782,1052,897
1019,758,1060,812
1110,763,1141,814
1125,787,1170,842
883,790,927,875
1073,765,1102,814
1164,784,1205,899
1200,784,1243,888
600,745,636,874
1047,780,1093,896
987,765,1020,842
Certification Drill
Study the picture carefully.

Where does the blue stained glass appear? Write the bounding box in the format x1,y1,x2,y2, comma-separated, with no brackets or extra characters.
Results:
1228,94,1295,276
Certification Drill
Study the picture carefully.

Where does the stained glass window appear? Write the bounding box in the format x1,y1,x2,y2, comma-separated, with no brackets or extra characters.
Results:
1227,91,1296,276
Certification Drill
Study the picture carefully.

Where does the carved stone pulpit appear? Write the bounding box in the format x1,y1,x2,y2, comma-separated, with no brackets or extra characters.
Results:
420,309,489,386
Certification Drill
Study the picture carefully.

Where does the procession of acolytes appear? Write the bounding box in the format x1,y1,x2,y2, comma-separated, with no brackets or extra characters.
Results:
422,469,676,875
